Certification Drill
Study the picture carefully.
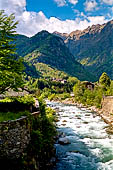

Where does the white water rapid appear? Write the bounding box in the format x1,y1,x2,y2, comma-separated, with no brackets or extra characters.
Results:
47,101,113,170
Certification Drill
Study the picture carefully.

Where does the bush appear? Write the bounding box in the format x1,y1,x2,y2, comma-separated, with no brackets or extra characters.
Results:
73,81,103,108
48,93,56,101
0,95,35,105
29,98,56,167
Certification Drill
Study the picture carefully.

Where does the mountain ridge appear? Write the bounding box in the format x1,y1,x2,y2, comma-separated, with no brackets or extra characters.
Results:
15,31,95,81
54,20,113,79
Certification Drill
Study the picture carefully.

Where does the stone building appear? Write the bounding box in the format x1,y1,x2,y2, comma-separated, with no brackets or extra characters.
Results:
82,81,95,90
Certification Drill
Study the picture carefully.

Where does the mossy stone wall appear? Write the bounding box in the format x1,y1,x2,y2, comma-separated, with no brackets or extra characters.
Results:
0,112,39,159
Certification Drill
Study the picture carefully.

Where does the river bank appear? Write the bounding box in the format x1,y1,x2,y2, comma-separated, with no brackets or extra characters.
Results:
51,97,113,134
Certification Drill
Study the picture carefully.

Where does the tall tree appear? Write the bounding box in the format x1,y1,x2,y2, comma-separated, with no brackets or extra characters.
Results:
0,10,24,94
99,72,111,90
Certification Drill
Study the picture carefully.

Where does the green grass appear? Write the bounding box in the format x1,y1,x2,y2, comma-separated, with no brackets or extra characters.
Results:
0,111,30,122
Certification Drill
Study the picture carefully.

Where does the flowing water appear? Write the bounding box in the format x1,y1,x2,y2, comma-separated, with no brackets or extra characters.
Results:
47,101,113,170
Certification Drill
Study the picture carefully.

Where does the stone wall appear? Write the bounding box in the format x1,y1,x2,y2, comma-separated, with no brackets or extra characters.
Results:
0,112,39,159
101,96,113,125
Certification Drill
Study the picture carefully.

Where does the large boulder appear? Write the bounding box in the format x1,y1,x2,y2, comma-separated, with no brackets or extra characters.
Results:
58,137,70,145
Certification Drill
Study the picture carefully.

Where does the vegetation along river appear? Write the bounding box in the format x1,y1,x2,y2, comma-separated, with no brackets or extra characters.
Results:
47,101,113,170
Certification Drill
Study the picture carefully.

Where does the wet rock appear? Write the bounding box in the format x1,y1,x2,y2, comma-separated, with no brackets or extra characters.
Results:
69,117,74,119
62,120,67,122
76,126,81,128
70,121,73,123
61,124,66,126
58,137,71,145
55,119,60,122
83,121,89,124
69,150,80,153
77,117,81,119
50,157,56,164
106,126,113,134
58,132,66,138
85,114,91,116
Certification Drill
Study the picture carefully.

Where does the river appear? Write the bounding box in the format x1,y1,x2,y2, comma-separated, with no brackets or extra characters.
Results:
47,101,113,170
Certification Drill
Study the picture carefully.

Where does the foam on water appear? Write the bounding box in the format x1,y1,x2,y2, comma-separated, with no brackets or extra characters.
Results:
47,101,113,170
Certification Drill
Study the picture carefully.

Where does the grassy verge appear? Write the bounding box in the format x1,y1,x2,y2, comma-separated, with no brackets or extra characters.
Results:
0,111,30,122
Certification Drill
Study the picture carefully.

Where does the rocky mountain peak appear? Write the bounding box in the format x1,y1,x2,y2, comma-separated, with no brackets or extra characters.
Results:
63,19,113,80
67,23,105,41
53,31,68,40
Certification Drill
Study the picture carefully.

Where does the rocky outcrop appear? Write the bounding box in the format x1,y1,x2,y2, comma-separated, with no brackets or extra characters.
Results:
54,20,113,80
66,24,105,41
100,96,113,125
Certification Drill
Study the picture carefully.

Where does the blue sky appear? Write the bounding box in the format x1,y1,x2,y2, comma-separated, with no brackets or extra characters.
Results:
0,0,113,36
26,0,113,20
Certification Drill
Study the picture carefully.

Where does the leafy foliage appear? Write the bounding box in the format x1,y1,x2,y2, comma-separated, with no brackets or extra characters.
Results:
0,95,35,105
0,11,24,94
99,72,111,89
24,98,56,169
23,61,40,78
73,72,113,108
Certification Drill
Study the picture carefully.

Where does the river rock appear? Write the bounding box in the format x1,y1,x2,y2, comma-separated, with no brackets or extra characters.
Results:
61,124,66,126
62,120,67,122
85,114,91,116
58,137,70,145
55,119,60,122
58,132,66,138
50,157,56,164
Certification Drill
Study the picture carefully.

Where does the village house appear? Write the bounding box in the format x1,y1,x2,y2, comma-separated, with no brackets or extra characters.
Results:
52,78,67,84
82,81,95,90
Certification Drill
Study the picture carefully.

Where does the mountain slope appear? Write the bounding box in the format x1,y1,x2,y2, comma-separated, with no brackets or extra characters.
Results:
60,21,113,79
15,31,95,81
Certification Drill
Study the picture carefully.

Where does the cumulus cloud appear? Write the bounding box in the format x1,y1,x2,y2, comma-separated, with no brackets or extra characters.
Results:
68,0,78,5
74,9,86,17
17,13,108,37
54,0,78,6
0,0,26,15
101,0,113,5
54,0,66,7
84,0,98,11
0,0,109,37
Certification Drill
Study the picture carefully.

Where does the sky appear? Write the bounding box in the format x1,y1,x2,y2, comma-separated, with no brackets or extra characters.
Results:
0,0,113,37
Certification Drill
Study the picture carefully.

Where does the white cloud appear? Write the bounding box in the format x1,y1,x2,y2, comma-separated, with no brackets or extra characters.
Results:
17,13,108,37
68,0,78,5
0,0,26,15
73,9,86,18
54,0,66,7
0,0,109,37
84,0,98,11
101,0,113,5
87,16,107,25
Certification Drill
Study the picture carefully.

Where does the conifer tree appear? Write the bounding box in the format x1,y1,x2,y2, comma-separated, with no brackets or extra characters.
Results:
0,10,24,94
99,72,111,90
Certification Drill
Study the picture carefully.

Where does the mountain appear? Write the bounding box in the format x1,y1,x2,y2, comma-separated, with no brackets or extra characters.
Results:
15,31,95,81
55,20,113,79
53,31,68,40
